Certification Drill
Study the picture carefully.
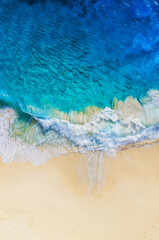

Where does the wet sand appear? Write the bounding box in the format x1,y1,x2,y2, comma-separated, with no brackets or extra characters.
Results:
0,144,159,240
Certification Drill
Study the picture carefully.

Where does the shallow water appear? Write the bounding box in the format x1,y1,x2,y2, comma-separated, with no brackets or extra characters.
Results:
0,0,159,164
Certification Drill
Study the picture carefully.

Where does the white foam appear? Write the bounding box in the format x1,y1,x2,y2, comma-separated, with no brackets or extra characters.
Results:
1,89,159,166
0,107,65,165
37,89,159,155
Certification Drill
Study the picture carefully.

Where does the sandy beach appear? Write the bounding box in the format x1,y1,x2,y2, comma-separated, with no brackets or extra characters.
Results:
0,144,159,240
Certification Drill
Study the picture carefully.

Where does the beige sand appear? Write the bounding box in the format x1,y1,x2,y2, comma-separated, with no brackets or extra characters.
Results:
0,145,159,240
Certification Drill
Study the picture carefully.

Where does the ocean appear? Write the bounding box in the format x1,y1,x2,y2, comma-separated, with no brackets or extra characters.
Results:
0,0,159,165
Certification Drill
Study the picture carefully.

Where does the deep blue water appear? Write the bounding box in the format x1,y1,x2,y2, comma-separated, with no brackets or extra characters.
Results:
1,0,159,165
0,0,159,117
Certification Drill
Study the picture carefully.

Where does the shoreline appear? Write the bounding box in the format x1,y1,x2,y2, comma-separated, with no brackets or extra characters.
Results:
2,90,159,166
0,144,159,239
119,138,159,150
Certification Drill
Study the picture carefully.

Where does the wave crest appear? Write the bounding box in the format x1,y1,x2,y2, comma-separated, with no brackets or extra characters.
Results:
37,89,159,154
1,89,159,165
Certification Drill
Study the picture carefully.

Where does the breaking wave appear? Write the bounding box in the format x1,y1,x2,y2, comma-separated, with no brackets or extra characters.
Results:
0,89,159,165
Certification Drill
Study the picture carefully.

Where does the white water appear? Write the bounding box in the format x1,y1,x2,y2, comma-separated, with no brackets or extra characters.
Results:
38,90,159,154
0,89,159,166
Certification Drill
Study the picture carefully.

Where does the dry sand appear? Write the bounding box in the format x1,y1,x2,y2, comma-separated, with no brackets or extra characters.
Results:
0,144,159,240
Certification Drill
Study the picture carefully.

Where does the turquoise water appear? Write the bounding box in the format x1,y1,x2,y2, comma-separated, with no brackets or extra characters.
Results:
0,0,159,164
1,0,159,115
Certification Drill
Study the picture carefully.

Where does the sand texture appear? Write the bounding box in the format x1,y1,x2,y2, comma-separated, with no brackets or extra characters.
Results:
0,145,159,239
